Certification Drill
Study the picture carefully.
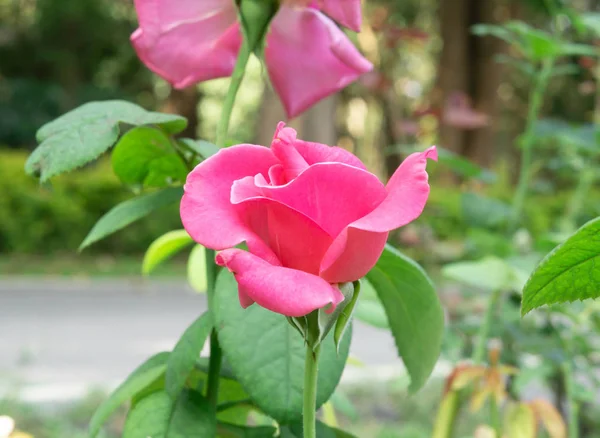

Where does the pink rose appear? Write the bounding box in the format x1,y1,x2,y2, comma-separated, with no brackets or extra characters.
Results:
180,123,437,317
130,0,372,118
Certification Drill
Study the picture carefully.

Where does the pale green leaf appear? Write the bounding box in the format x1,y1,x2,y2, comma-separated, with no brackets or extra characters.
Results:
143,230,194,275
187,244,208,293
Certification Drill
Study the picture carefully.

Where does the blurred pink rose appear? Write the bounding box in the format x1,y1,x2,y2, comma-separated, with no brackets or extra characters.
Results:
131,0,372,118
180,123,437,317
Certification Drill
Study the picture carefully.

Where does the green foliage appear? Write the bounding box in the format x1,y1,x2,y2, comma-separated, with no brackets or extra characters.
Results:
166,312,214,399
80,187,183,250
213,270,351,424
522,217,600,314
0,150,182,254
89,352,170,438
142,230,194,275
122,390,216,438
26,100,187,182
365,245,444,392
178,139,220,160
112,127,188,188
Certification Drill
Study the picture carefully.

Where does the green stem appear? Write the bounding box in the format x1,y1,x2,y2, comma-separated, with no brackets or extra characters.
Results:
510,58,555,230
473,289,502,364
562,361,580,438
216,40,252,148
204,38,252,407
205,247,222,406
303,344,321,438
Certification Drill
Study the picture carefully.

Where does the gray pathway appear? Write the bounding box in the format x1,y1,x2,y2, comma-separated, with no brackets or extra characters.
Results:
0,278,404,402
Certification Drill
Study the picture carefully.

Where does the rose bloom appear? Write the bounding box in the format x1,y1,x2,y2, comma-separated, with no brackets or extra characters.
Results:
181,124,437,317
131,0,371,118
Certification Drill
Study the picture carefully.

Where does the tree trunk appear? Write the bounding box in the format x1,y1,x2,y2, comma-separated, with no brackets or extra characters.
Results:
436,0,510,167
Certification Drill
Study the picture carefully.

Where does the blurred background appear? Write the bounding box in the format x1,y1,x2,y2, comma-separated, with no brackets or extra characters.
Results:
1,0,600,437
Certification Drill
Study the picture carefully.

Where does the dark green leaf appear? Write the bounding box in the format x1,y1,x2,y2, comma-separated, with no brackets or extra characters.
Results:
214,270,351,423
522,217,600,315
179,138,220,160
80,187,183,250
166,312,213,399
366,245,444,392
143,230,194,275
280,421,357,438
216,423,277,438
122,390,216,438
27,100,186,181
89,352,170,438
112,126,188,188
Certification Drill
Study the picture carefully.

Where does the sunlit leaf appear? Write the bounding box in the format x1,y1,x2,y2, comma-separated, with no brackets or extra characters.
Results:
522,217,600,315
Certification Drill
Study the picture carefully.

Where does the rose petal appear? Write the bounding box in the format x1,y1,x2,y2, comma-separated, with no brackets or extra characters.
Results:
232,195,333,275
350,146,438,232
266,7,372,118
131,0,242,88
216,249,345,317
319,146,437,282
235,162,386,238
273,123,366,171
180,144,278,250
321,0,362,31
319,227,388,283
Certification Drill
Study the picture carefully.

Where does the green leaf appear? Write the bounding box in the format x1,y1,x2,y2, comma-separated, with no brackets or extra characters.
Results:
27,100,187,181
187,244,208,293
280,421,357,438
442,256,523,291
112,126,188,188
214,270,351,424
143,230,194,275
365,245,444,392
522,217,600,315
334,281,360,351
216,423,278,438
123,390,216,438
166,312,213,399
353,278,389,329
89,352,170,438
80,187,183,250
179,138,220,160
